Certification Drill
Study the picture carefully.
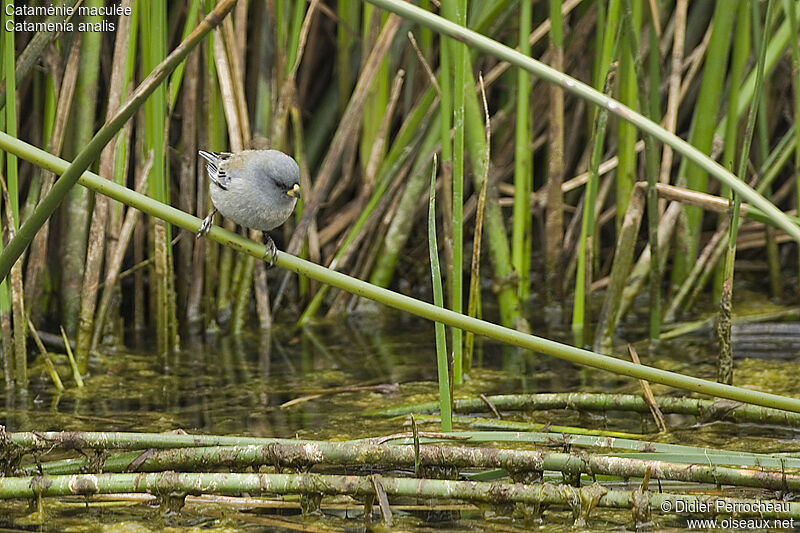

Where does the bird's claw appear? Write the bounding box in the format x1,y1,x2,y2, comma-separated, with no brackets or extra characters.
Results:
196,210,217,238
263,234,278,268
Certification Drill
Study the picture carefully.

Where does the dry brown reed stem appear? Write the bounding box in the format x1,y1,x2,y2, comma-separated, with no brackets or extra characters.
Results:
220,15,251,148
214,29,246,151
665,220,728,323
330,166,410,273
132,196,145,339
213,10,256,331
628,345,667,432
678,20,712,103
361,70,405,200
152,219,172,355
647,0,661,37
233,0,247,69
317,205,359,246
320,70,407,312
288,0,318,83
407,31,440,96
326,165,411,315
177,50,199,319
185,44,209,328
1,177,26,385
659,0,686,202
562,173,613,296
270,0,318,148
594,184,646,353
284,14,401,256
737,231,792,251
24,38,81,323
0,306,9,385
654,183,752,215
555,140,644,195
76,0,134,363
91,154,152,352
271,15,401,310
614,136,723,323
546,34,565,303
26,315,63,390
464,73,491,372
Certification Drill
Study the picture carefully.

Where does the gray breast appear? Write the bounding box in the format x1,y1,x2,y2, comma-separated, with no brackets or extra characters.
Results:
209,150,299,231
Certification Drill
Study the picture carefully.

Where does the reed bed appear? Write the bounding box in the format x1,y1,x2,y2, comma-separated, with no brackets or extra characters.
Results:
1,1,796,365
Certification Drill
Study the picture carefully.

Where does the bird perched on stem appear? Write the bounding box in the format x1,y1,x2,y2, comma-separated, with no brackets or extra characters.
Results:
197,149,301,266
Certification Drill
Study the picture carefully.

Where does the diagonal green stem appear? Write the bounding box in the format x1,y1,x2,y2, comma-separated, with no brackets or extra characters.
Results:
3,132,800,415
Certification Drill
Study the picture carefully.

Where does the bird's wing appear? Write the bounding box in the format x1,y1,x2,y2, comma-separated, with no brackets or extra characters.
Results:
199,151,234,190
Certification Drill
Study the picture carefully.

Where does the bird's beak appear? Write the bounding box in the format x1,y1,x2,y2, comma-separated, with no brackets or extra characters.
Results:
287,183,301,198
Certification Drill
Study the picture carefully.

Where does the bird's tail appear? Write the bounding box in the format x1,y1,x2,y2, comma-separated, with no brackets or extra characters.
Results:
199,150,231,189
198,150,219,176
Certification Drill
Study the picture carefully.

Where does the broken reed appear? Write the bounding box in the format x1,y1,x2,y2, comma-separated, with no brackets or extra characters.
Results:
4,431,800,524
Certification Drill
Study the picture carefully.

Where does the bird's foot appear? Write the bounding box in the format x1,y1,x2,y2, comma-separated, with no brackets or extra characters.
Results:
263,234,278,268
196,209,217,238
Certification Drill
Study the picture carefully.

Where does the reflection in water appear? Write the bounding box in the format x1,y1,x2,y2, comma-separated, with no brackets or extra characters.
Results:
3,306,799,441
3,306,800,531
0,310,566,434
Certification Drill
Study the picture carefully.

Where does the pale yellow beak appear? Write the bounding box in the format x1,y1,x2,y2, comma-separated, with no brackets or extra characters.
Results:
287,183,301,198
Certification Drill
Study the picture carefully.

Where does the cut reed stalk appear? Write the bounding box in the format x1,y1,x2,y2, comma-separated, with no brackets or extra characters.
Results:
716,0,775,385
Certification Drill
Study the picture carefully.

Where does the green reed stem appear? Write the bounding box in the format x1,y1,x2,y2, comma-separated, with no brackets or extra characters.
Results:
142,0,175,357
616,0,637,227
717,0,749,293
619,0,660,341
573,31,619,347
447,0,466,384
3,2,18,227
168,0,201,113
645,3,661,341
337,1,357,112
512,0,532,305
786,0,800,298
428,157,453,432
361,5,389,181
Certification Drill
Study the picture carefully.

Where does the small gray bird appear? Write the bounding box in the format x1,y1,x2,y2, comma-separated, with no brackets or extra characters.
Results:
198,149,301,265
